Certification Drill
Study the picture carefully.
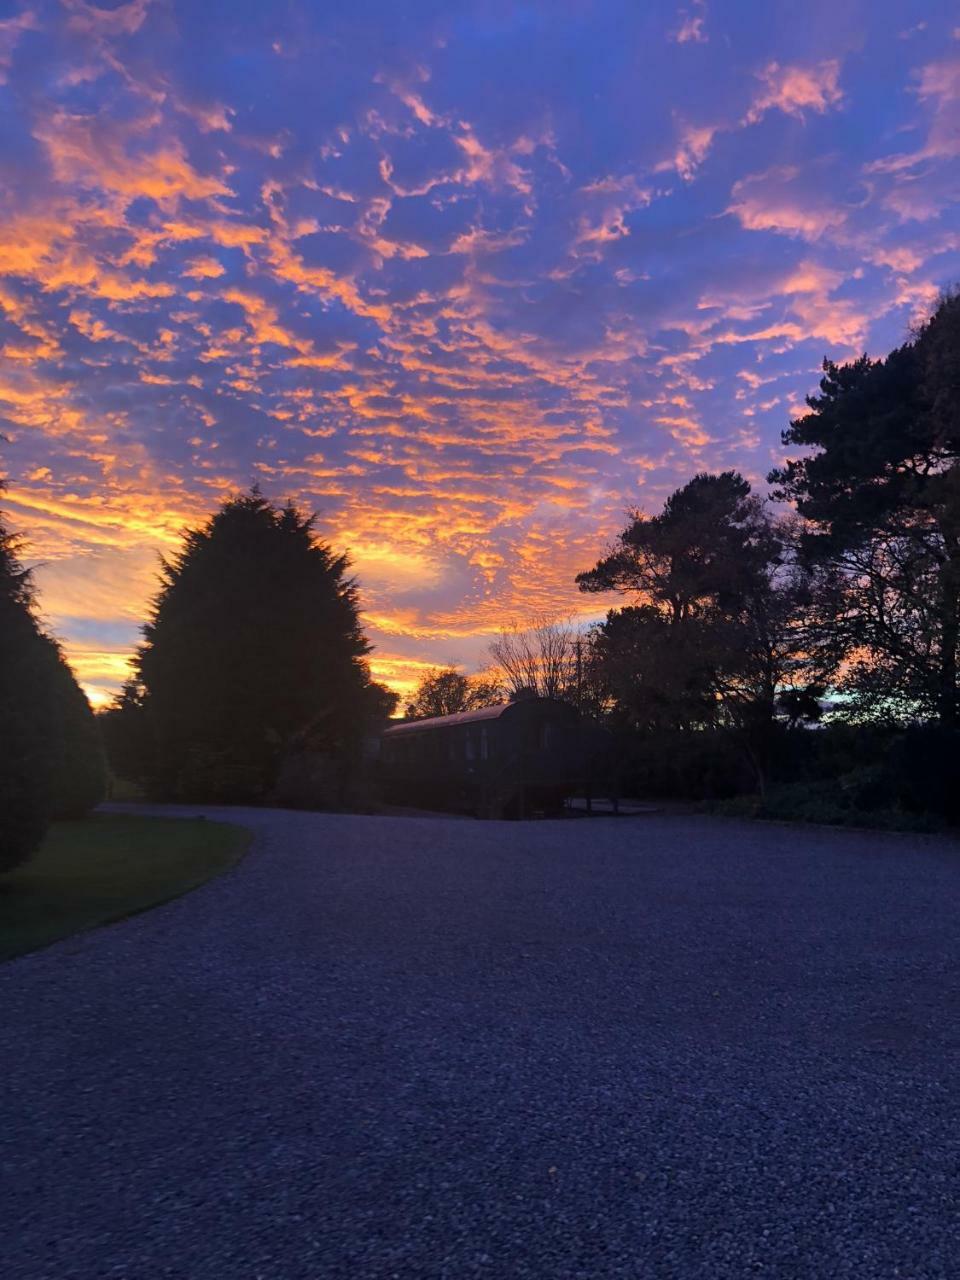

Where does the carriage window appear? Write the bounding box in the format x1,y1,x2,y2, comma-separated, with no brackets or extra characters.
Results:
465,731,476,761
480,726,488,760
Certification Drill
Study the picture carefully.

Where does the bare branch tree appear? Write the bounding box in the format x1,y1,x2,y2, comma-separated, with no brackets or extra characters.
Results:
489,616,577,700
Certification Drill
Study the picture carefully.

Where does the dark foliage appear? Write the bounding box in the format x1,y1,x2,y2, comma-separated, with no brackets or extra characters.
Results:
884,725,960,823
0,492,104,872
39,638,107,819
0,614,50,871
97,681,153,786
566,296,960,826
617,728,756,802
125,489,386,804
406,667,503,719
771,292,960,726
578,471,836,793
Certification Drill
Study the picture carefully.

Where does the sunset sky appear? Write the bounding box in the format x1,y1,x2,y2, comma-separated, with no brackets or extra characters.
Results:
1,0,958,705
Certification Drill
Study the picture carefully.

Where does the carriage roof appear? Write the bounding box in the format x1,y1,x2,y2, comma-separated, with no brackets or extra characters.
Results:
382,698,574,738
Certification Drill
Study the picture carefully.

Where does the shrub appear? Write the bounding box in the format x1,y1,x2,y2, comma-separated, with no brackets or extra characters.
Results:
715,779,937,832
885,726,960,823
174,745,267,804
272,751,342,810
620,727,755,801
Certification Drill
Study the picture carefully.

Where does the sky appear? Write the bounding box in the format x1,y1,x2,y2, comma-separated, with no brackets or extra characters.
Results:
1,0,958,706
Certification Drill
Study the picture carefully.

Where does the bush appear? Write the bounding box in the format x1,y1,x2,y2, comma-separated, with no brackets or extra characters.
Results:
836,763,889,811
715,779,937,832
174,745,267,804
273,751,342,810
620,728,755,801
885,726,960,823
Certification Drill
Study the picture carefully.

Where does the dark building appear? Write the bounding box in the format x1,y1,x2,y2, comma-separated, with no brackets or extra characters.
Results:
379,697,587,818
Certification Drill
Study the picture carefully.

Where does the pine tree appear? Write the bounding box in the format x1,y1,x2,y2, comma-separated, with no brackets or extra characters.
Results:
131,489,382,802
0,485,104,871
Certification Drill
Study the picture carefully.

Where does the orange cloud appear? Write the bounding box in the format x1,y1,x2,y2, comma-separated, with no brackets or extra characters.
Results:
182,255,226,279
34,111,233,206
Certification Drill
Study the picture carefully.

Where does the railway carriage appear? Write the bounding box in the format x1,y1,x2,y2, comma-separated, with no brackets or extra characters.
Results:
379,697,585,818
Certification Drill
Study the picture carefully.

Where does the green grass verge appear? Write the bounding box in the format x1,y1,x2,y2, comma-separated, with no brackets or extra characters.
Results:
0,815,250,962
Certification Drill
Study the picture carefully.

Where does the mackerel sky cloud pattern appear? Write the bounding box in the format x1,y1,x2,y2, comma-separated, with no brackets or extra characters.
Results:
0,0,958,702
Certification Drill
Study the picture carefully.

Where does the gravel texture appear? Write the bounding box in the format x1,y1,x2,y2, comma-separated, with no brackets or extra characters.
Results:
3,806,959,1279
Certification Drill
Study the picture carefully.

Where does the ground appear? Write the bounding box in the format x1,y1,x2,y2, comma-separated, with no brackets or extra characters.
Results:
0,814,249,961
2,807,958,1279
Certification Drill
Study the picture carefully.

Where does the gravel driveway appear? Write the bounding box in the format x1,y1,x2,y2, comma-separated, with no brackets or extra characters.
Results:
3,807,959,1279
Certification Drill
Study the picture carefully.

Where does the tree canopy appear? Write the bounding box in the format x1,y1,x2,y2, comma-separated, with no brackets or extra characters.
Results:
130,489,389,801
577,472,781,625
770,292,960,725
405,667,503,719
577,472,835,789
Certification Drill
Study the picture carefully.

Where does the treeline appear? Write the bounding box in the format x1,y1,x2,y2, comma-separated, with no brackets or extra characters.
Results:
3,293,958,847
581,292,960,826
406,293,960,827
1,482,105,871
0,486,399,872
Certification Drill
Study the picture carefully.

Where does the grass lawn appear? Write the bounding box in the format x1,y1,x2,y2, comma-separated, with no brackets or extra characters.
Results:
0,815,250,962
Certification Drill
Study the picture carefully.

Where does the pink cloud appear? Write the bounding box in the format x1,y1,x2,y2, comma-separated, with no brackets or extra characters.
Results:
659,121,719,181
0,8,38,83
670,1,708,44
727,165,850,240
745,60,844,125
63,0,153,38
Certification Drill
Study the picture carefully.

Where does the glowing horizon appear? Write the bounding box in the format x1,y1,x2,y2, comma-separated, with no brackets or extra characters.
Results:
1,1,958,706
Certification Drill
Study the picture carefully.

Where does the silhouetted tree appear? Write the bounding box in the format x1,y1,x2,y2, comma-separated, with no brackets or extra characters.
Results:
98,680,153,787
489,617,577,701
0,485,105,871
0,497,49,871
771,292,960,725
132,489,382,802
365,679,401,723
578,472,778,620
586,605,717,732
42,644,107,818
578,473,835,792
406,667,503,719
